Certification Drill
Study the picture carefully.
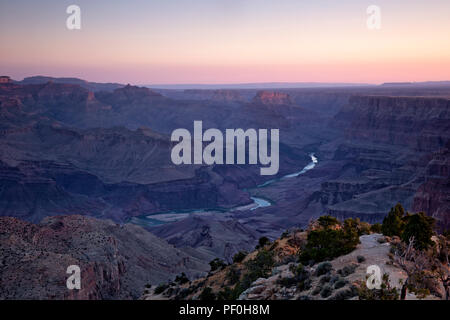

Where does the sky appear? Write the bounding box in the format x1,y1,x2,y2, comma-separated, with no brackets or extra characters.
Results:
1,0,450,84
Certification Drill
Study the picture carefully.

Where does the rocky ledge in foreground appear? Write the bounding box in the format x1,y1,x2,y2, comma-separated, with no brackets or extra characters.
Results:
143,216,449,300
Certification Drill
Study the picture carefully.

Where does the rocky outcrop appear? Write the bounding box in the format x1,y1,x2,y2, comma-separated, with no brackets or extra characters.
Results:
412,144,450,232
334,95,450,152
142,229,440,300
252,91,293,105
0,215,209,299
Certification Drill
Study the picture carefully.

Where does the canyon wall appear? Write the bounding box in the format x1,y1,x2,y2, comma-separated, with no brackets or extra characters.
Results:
317,95,450,224
0,215,209,299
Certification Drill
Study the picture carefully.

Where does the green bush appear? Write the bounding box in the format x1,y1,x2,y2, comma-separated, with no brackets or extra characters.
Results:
319,274,331,285
358,274,399,300
381,203,406,237
320,285,333,298
334,279,348,289
280,230,290,239
175,287,194,300
317,215,340,228
301,278,312,291
331,285,358,300
258,237,270,248
174,272,189,285
290,263,312,291
344,218,367,236
232,249,275,297
299,216,359,264
329,275,340,285
401,212,435,250
225,266,241,285
370,223,382,233
337,264,357,277
246,249,274,276
209,258,227,272
232,251,248,263
315,261,332,276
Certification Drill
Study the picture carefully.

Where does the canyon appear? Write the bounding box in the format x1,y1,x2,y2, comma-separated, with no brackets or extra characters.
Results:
0,77,449,298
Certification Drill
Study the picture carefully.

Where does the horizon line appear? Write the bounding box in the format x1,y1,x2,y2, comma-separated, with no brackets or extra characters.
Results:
7,75,450,89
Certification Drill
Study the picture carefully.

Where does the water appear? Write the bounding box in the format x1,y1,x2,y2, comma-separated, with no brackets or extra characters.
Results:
257,153,318,187
282,153,318,178
250,196,271,211
132,153,318,226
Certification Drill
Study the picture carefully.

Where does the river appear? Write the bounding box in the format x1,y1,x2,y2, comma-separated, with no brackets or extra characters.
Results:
131,153,318,227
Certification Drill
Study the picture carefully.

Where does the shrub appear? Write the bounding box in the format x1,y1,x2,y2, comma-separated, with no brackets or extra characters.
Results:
245,249,274,279
319,274,331,285
236,249,275,296
209,258,227,272
357,274,399,300
258,237,270,248
381,203,406,237
370,223,382,234
299,217,359,264
334,278,348,289
225,267,241,285
174,272,189,285
331,285,358,300
232,251,248,263
301,278,312,291
281,230,290,239
320,285,333,298
293,263,312,291
344,218,368,236
359,222,372,235
317,215,340,228
154,283,169,295
277,277,297,288
175,287,194,300
329,275,340,285
199,287,216,300
357,255,366,263
315,262,332,276
401,212,435,250
337,264,357,277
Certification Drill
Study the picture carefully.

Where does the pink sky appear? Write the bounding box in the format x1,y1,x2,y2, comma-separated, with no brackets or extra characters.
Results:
1,0,449,84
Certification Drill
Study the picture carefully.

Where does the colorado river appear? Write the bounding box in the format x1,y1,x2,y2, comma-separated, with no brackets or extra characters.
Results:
132,153,318,226
257,153,318,188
